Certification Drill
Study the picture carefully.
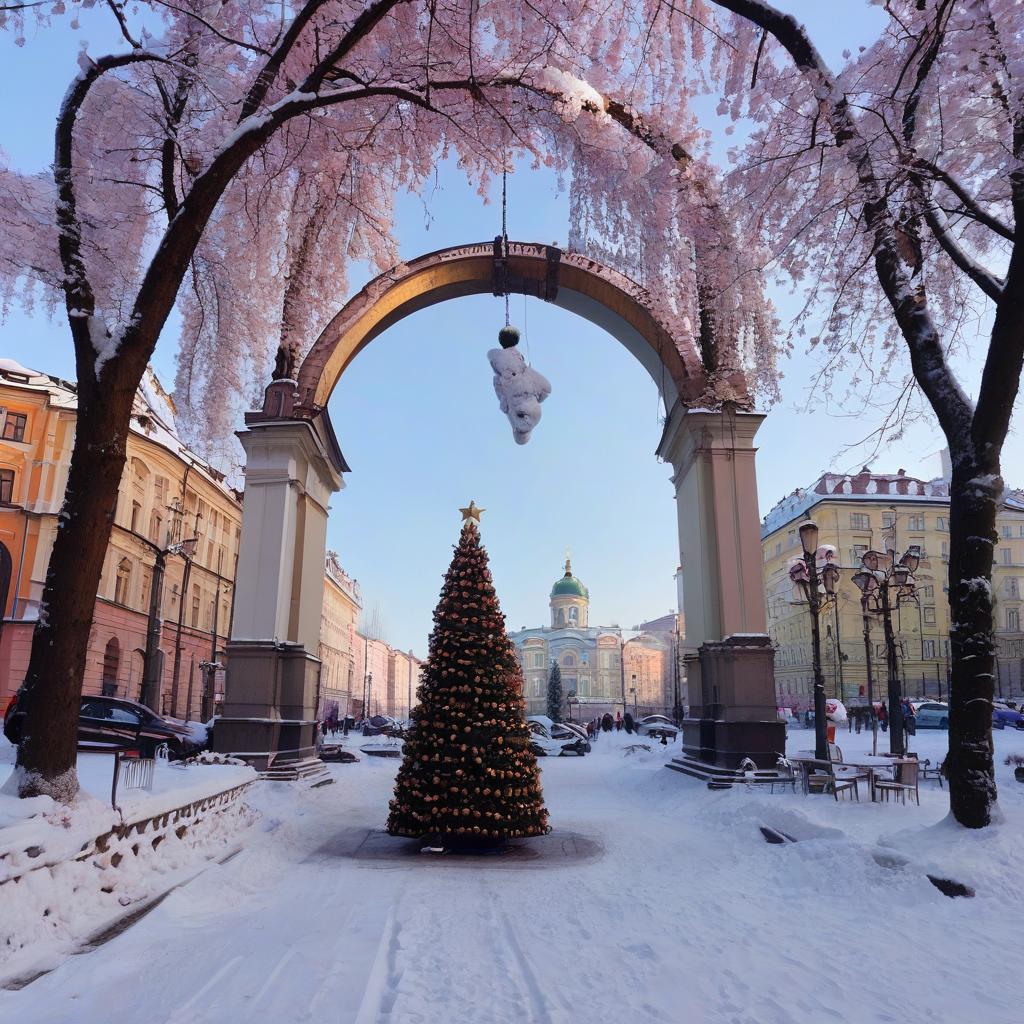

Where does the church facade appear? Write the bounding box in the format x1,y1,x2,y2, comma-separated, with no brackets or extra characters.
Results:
509,559,627,717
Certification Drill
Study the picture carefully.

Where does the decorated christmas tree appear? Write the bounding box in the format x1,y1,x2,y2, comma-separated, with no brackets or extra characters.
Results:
387,502,550,842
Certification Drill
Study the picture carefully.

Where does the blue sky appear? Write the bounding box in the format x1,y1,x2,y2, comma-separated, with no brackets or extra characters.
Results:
1,2,1020,655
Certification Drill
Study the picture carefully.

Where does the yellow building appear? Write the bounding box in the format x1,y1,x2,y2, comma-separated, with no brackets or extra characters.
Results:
761,467,1024,710
0,360,243,718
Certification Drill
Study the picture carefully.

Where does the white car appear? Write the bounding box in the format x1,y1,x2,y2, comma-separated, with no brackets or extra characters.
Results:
635,715,679,739
914,702,950,729
526,718,586,756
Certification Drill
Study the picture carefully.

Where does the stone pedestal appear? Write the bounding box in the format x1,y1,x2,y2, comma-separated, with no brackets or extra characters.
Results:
658,405,783,769
214,641,322,770
214,399,347,769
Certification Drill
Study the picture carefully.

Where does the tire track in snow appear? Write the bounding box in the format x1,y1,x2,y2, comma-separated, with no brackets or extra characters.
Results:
495,906,555,1024
164,955,244,1022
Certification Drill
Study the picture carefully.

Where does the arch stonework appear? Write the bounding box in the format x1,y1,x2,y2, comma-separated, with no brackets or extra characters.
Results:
214,241,781,776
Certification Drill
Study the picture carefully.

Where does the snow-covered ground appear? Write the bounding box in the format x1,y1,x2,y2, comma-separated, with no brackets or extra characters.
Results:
0,737,256,985
2,727,1023,1024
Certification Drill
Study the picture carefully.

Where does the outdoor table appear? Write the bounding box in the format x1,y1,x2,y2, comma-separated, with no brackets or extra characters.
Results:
790,751,917,801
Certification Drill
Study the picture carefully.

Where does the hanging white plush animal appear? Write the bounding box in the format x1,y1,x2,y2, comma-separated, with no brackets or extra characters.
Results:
487,327,551,445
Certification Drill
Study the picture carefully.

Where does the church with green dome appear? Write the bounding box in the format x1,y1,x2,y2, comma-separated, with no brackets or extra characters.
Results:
509,557,627,716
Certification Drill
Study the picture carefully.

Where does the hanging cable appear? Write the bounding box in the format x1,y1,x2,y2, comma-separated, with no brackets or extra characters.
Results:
502,162,510,326
523,293,531,364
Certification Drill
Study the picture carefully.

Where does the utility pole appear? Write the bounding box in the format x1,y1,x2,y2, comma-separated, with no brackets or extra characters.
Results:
169,553,194,717
140,547,167,712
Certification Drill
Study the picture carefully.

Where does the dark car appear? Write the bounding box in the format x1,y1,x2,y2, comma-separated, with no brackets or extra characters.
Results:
4,692,204,758
992,706,1024,730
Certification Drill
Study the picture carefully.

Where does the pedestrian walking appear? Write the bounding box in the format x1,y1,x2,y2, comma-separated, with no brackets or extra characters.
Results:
615,711,623,732
879,701,888,733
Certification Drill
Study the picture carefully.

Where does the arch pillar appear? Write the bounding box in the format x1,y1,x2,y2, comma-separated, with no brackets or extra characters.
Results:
214,382,347,770
657,403,783,768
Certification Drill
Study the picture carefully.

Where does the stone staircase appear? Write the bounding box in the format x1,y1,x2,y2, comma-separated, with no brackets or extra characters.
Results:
259,757,334,787
667,754,793,791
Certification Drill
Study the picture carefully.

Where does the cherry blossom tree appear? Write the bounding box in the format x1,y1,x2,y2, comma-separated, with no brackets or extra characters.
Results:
0,0,775,799
689,0,1023,828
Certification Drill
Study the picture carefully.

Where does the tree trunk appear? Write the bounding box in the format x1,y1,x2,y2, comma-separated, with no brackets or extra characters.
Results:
946,455,1000,828
13,374,138,799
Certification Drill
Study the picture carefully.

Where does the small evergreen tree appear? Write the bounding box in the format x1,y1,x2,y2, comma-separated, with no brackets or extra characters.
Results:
547,662,563,723
387,508,549,842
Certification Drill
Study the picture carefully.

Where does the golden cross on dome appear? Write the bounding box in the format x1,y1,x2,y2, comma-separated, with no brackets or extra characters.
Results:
460,500,485,524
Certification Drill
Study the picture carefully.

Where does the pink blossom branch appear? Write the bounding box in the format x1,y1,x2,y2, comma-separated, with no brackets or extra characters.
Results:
707,0,974,448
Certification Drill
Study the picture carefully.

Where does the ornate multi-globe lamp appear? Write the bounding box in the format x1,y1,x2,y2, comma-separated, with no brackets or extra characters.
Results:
788,519,839,761
851,544,922,756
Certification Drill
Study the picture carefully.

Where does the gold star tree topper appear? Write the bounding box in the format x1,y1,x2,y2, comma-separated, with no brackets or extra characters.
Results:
459,500,485,525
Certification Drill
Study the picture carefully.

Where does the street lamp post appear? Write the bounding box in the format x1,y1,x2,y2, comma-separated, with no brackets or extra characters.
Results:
140,535,198,713
630,674,638,716
852,545,921,757
860,597,879,755
789,520,839,761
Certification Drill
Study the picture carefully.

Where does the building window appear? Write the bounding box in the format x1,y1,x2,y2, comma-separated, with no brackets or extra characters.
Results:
923,639,937,659
1003,547,1012,566
907,515,925,531
882,512,895,529
850,513,871,530
0,468,14,504
1019,524,1024,538
775,542,782,556
923,607,936,625
562,652,576,668
851,544,868,564
941,541,949,559
936,516,946,531
150,511,163,545
1,411,27,442
114,557,132,605
130,500,141,532
568,606,579,625
1002,525,1012,539
102,637,120,696
191,585,201,627
1008,609,1021,632
919,585,934,599
1007,578,1021,599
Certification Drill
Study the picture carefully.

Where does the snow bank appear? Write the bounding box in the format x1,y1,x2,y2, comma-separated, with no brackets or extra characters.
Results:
0,745,257,984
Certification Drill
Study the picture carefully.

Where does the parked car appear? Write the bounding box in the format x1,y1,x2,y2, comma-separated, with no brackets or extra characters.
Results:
992,706,1024,730
526,718,586,756
914,702,950,729
361,714,401,737
551,720,591,752
635,715,679,740
4,692,205,758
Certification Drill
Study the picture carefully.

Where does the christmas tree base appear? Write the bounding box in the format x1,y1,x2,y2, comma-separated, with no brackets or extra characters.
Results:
419,834,518,855
327,827,601,867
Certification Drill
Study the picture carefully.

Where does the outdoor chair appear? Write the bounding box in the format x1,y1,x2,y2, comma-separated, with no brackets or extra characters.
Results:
770,758,798,794
874,759,920,805
920,758,945,788
800,759,860,801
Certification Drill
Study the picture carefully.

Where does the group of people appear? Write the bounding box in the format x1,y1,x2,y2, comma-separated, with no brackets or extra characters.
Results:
584,711,627,737
847,699,917,735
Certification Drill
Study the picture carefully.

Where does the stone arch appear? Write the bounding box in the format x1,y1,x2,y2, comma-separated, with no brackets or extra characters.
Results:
290,241,727,417
217,241,780,776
